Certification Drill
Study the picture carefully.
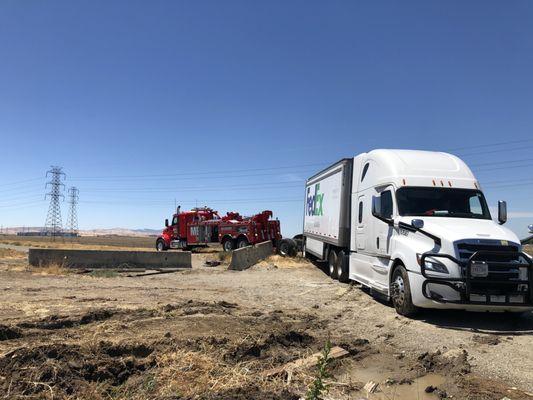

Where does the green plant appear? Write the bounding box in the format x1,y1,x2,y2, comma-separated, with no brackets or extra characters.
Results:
306,340,332,400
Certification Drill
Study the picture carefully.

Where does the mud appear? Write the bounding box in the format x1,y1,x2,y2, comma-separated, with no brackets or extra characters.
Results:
1,251,533,399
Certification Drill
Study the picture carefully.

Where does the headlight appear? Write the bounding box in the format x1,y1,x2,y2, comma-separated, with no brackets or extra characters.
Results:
416,253,449,274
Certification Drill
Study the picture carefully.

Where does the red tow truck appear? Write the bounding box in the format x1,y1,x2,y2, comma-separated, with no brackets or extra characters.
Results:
156,206,289,252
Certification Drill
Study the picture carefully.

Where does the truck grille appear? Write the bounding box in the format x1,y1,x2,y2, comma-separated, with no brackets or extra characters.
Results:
455,240,526,299
456,242,519,262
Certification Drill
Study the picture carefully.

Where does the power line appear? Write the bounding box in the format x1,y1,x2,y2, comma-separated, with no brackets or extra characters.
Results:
0,177,43,188
444,138,533,152
43,166,65,237
70,162,328,180
469,158,533,167
454,144,533,158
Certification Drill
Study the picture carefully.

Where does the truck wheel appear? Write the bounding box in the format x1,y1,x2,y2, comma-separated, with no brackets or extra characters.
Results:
156,239,167,252
222,238,234,252
337,250,349,283
328,250,338,280
236,237,249,248
278,239,296,257
391,264,418,317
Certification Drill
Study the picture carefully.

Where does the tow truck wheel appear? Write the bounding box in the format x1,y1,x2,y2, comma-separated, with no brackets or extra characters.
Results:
391,264,418,316
156,239,167,252
222,238,234,252
236,237,249,249
328,250,338,280
278,239,296,257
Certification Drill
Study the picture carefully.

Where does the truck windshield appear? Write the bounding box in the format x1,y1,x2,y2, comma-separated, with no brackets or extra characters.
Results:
396,187,491,219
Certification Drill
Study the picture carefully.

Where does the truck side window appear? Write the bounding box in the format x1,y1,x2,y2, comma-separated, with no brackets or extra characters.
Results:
381,190,393,219
358,201,363,223
361,163,369,182
172,216,178,225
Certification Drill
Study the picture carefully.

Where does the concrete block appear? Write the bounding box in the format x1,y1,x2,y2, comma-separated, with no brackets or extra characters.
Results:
28,248,192,269
229,241,273,271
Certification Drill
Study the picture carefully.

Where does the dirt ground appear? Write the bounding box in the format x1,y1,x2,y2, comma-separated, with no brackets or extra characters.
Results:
0,245,532,399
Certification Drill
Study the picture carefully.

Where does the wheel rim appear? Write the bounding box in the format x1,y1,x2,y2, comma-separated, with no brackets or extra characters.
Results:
392,274,405,306
224,241,232,251
337,261,342,277
280,243,289,255
329,255,336,275
238,240,247,248
157,242,163,251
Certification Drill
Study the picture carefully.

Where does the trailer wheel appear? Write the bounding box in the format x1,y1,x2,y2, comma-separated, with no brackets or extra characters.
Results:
236,237,249,249
222,238,234,252
328,250,338,280
337,250,349,283
391,264,418,317
156,239,167,252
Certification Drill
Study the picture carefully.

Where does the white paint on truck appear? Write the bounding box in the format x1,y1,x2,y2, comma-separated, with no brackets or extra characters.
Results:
303,159,352,258
304,167,342,240
303,149,533,315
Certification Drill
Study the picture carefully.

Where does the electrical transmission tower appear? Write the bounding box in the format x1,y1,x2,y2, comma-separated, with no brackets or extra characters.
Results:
66,187,79,236
44,166,66,237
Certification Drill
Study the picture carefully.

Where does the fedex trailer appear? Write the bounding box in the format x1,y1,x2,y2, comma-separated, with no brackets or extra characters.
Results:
303,149,532,316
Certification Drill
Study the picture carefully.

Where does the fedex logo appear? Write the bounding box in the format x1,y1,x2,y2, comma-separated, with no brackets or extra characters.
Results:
306,183,324,216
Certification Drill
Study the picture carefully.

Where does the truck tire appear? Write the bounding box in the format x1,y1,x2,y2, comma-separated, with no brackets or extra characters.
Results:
278,239,297,257
337,250,349,283
328,250,338,280
156,239,167,252
222,238,234,252
391,264,418,317
236,237,249,249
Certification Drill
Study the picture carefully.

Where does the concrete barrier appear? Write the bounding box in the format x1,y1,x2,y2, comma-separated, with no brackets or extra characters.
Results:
28,248,192,269
229,241,273,271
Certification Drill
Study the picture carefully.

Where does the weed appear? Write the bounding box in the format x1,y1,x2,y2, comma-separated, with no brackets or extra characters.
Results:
28,263,69,275
306,340,332,400
217,251,231,262
89,269,119,278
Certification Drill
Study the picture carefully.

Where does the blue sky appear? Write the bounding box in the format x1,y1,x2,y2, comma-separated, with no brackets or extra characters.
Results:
0,0,532,238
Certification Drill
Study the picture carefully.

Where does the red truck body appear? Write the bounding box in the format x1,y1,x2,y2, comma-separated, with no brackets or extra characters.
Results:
156,207,282,252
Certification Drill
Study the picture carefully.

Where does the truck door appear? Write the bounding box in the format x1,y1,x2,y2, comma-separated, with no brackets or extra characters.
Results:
373,188,394,256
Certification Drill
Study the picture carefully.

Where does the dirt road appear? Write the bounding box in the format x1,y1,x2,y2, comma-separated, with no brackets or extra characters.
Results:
0,248,532,399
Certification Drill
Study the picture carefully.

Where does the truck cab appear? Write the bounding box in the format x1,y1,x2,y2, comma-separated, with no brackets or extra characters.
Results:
304,149,532,316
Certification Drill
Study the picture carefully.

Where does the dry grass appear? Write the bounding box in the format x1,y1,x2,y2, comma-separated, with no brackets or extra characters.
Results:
27,262,69,276
217,251,231,262
257,255,311,269
0,234,154,250
0,248,26,259
109,349,291,400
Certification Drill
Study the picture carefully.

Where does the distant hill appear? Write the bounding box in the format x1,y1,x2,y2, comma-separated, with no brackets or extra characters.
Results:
0,227,160,237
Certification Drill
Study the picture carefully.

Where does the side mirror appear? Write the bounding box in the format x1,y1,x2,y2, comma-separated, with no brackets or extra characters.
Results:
528,224,533,234
372,196,381,218
498,201,507,225
165,218,169,227
411,219,424,229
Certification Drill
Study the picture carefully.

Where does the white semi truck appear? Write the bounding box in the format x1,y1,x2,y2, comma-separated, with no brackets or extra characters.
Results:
303,149,532,316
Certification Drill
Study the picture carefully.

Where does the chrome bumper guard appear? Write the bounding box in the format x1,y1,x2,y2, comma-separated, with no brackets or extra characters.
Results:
420,251,533,306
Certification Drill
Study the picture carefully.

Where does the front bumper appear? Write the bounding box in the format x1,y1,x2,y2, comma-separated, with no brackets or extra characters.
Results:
417,250,533,307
